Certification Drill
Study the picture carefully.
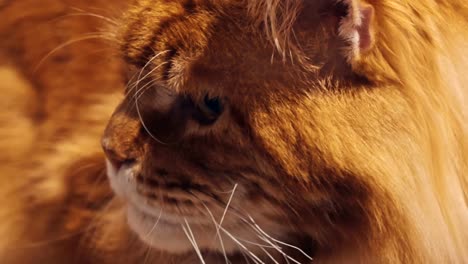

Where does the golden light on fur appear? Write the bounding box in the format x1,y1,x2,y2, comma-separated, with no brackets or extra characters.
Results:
0,0,467,263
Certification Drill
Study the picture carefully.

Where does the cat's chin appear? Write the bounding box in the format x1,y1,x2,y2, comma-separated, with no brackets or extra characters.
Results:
106,159,227,253
126,204,240,254
126,205,194,253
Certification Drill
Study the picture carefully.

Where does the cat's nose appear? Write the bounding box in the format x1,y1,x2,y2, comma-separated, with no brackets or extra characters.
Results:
101,102,142,171
101,137,136,171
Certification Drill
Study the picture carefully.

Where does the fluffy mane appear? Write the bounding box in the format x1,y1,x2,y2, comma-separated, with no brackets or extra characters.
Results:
251,0,468,260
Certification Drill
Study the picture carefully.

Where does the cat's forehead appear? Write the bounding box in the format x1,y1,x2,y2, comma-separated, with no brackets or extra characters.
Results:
119,0,348,105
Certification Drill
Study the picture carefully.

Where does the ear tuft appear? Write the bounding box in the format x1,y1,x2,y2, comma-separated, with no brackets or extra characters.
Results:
338,0,374,62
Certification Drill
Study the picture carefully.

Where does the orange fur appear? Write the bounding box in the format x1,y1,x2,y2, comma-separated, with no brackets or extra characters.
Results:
0,0,466,263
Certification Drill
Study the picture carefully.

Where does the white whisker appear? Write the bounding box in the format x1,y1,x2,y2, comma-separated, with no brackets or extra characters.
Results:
145,209,163,238
201,203,230,264
260,247,280,264
34,33,115,72
134,51,169,87
142,245,152,264
142,209,163,264
132,60,170,101
228,211,295,263
256,233,297,264
219,184,238,230
134,79,158,100
182,219,206,264
60,13,118,25
69,6,120,17
219,226,265,264
135,101,169,145
135,88,170,146
240,250,252,264
126,50,168,96
248,215,313,261
201,200,277,264
235,237,275,249
133,53,171,146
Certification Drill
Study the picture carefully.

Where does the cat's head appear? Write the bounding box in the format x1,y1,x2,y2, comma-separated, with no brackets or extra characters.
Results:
101,0,407,258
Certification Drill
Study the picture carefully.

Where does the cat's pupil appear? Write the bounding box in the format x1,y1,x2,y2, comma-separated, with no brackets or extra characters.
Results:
203,95,222,115
191,95,223,125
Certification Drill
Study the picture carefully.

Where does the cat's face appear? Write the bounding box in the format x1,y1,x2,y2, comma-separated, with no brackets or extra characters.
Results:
102,96,300,254
102,0,369,257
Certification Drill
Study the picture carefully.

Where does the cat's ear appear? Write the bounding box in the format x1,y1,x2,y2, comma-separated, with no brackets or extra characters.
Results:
337,0,375,63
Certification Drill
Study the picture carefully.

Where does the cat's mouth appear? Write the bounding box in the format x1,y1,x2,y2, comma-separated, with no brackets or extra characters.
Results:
106,159,216,219
104,159,283,255
105,159,241,252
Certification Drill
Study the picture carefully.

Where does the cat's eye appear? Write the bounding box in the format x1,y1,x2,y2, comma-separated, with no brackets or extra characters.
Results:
192,95,224,125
